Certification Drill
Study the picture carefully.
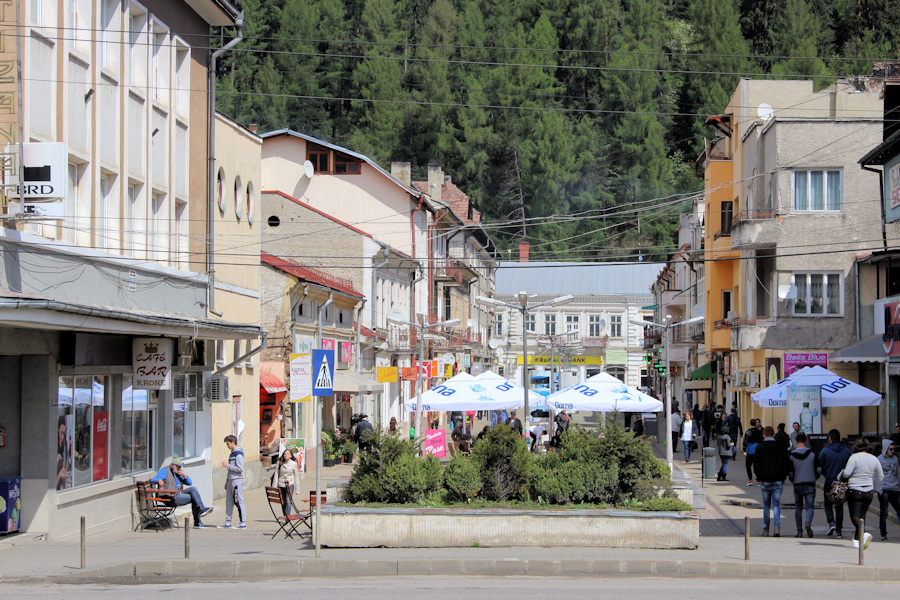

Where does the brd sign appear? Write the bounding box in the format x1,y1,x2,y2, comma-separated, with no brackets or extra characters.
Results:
6,142,67,218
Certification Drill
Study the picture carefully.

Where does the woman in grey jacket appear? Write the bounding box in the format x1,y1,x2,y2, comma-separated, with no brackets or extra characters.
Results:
841,438,884,549
877,439,900,541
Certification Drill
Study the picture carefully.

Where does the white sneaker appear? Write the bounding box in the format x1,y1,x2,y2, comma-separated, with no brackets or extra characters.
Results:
863,532,873,549
853,538,859,548
217,524,231,529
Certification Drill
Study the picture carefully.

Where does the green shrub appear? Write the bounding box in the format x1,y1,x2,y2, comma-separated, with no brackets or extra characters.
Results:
381,453,442,503
442,454,482,502
632,478,677,503
471,423,533,501
638,497,692,512
529,453,619,505
345,430,418,503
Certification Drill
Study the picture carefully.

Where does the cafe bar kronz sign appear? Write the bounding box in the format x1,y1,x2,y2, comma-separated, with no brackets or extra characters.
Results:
132,338,173,390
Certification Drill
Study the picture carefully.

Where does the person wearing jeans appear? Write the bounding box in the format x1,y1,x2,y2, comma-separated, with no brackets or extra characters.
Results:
820,429,851,537
754,426,790,536
681,412,696,462
841,438,883,548
877,438,900,541
789,432,821,538
716,424,734,481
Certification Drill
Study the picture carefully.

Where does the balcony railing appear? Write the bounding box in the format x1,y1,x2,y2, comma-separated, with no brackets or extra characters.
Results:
672,322,704,344
388,326,417,352
733,210,776,224
731,316,777,328
582,336,608,348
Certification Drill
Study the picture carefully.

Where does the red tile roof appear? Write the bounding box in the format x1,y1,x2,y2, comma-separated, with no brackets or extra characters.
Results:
412,178,481,225
261,251,364,298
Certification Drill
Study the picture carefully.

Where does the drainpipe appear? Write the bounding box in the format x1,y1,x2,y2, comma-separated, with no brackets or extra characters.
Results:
370,247,391,331
862,165,886,251
355,299,365,373
316,293,333,350
207,13,244,318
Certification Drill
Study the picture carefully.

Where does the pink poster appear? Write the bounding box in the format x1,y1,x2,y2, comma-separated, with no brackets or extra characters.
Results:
321,339,335,351
92,411,109,482
340,342,352,363
423,429,446,458
784,352,828,377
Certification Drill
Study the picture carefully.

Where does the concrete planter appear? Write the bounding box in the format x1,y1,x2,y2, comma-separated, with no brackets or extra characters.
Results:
317,505,699,549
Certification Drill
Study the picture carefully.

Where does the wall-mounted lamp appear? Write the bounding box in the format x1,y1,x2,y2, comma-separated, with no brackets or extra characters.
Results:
152,128,160,137
84,88,94,102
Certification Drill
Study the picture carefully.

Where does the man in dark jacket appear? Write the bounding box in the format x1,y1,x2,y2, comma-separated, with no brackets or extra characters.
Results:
754,426,791,537
743,419,763,486
789,432,821,538
819,428,852,538
774,423,791,450
700,403,712,447
725,408,743,459
506,410,523,435
354,415,375,450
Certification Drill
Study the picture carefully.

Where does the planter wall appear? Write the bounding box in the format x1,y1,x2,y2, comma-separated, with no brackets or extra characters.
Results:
318,506,699,549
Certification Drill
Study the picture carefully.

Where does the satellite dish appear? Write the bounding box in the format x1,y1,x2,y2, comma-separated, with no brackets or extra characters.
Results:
386,308,406,324
777,284,798,301
488,338,502,349
303,160,315,178
757,103,774,122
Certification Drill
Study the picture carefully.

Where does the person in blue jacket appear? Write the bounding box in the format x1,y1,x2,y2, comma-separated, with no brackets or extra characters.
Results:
149,457,214,528
819,428,852,538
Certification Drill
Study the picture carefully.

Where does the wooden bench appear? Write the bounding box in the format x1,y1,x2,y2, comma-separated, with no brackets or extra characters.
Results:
134,481,178,532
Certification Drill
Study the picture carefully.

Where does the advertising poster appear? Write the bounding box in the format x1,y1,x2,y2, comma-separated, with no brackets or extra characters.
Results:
340,342,352,363
376,367,398,382
787,385,822,435
92,411,109,482
423,430,446,458
132,338,173,390
765,357,781,387
289,353,312,402
321,339,336,351
279,438,306,474
784,352,828,377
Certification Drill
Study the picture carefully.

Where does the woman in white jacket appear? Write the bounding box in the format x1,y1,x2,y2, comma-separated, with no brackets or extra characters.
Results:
841,438,884,549
273,448,300,517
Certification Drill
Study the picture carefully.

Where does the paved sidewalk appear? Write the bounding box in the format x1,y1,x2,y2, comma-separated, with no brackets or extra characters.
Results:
1,441,898,582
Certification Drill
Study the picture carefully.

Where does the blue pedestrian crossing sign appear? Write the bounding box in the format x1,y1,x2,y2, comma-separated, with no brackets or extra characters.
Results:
312,349,335,395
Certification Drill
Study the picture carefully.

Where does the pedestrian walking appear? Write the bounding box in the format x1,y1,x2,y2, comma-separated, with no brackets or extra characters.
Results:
681,412,697,462
743,419,763,486
841,437,883,549
754,425,791,537
220,435,246,529
670,409,683,453
789,422,801,450
724,408,743,459
820,428,852,538
700,403,712,447
506,410,523,435
272,448,300,517
788,432,820,538
775,423,791,451
877,439,900,541
716,424,734,481
890,425,900,447
554,409,570,432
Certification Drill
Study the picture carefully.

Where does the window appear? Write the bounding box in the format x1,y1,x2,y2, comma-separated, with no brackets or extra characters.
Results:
610,315,622,338
128,9,148,88
589,315,602,337
174,199,187,267
721,201,733,236
566,315,579,333
308,144,328,173
234,176,243,220
99,174,110,250
66,162,81,244
246,182,255,225
149,192,162,261
151,22,169,104
216,340,226,367
124,183,137,256
722,290,733,319
525,313,536,333
495,313,503,336
173,373,200,459
56,376,109,490
793,272,842,316
794,170,841,212
334,153,361,174
217,168,226,212
544,314,556,336
121,374,153,474
100,0,119,72
231,396,242,441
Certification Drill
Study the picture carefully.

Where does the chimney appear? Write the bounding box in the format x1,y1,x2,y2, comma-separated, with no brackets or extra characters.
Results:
248,124,258,133
519,241,529,263
391,162,411,186
427,164,443,204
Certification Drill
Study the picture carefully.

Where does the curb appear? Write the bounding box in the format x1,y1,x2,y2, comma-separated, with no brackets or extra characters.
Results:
30,558,900,583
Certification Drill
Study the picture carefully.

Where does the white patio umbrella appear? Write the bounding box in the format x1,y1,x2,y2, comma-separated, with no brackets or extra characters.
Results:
475,370,547,406
751,365,882,407
546,372,664,413
404,371,527,412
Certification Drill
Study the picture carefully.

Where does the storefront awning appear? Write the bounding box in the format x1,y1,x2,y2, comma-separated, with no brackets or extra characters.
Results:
259,372,287,394
830,334,887,363
684,379,712,390
333,370,384,394
690,362,715,380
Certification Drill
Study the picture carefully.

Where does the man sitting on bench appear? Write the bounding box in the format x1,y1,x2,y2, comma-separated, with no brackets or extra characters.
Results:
149,457,214,529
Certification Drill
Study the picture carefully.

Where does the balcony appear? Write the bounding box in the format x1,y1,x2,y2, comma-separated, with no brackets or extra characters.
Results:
582,336,608,349
431,328,482,351
672,322,704,344
434,260,477,286
730,211,779,250
388,326,417,352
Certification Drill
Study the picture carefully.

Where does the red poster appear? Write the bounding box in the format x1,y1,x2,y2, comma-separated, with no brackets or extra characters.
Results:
784,352,828,376
423,430,446,458
92,411,109,482
340,342,352,363
322,339,336,351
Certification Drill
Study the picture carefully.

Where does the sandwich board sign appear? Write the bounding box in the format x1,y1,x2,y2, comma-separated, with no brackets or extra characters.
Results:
312,349,334,396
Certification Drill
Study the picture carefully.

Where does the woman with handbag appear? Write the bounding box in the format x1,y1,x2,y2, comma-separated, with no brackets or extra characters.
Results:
681,411,697,463
840,438,884,549
273,448,300,517
717,424,735,481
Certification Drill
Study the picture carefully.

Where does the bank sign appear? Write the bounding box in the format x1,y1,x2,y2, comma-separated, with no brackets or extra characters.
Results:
516,355,604,366
132,338,173,390
6,142,67,218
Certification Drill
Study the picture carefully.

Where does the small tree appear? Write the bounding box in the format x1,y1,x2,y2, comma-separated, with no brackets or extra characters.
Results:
470,423,532,501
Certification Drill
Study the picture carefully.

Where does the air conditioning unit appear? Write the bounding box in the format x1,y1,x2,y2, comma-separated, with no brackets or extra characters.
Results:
208,375,230,402
748,371,760,388
173,375,186,400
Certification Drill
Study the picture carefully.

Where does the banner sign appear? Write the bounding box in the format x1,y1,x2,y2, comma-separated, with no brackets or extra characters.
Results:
788,385,822,435
92,411,109,482
765,357,781,387
339,342,352,363
517,355,604,366
376,366,398,382
423,430,446,458
784,352,828,377
401,367,418,381
883,299,900,357
132,338,173,390
279,438,306,473
289,353,312,402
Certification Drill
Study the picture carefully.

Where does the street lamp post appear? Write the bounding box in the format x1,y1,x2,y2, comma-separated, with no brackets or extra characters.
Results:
630,315,704,473
476,293,573,428
387,314,460,448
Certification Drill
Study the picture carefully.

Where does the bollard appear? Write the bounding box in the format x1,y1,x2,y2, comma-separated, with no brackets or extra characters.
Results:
858,518,865,566
744,516,750,561
185,516,190,559
80,515,86,569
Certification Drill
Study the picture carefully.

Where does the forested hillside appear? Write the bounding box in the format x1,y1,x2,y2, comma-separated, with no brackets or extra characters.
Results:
214,0,900,260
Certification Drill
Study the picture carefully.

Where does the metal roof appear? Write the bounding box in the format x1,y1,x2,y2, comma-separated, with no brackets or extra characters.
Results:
495,261,664,297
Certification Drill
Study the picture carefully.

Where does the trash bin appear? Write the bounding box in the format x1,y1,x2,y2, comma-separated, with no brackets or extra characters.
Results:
701,447,717,479
0,477,21,533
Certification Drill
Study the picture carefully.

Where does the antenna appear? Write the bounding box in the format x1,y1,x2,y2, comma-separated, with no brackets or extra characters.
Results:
757,103,774,122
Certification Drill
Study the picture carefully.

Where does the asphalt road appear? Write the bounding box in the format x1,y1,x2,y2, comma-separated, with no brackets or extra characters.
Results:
4,577,896,599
